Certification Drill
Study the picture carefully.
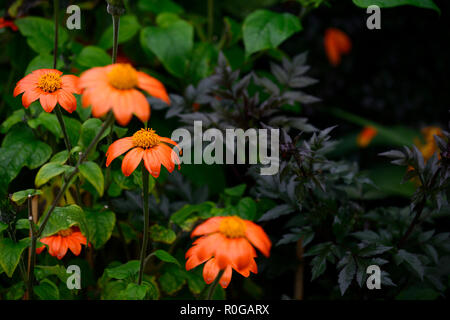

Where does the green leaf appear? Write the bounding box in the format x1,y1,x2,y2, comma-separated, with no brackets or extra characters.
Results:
138,0,184,14
78,118,110,151
159,264,186,295
34,279,60,300
237,197,257,220
224,184,246,197
79,161,104,196
149,224,176,244
76,46,111,68
15,219,30,230
152,250,180,267
25,54,64,75
124,283,148,300
11,189,42,205
310,254,327,280
188,42,218,83
5,282,25,300
0,238,30,277
243,9,302,56
85,208,116,249
105,260,140,280
352,0,440,13
15,17,68,54
0,109,25,133
35,265,69,283
101,280,128,300
98,15,141,49
35,162,71,187
170,202,216,230
0,126,52,196
39,205,88,238
185,269,206,295
140,16,193,77
50,150,69,164
0,222,8,233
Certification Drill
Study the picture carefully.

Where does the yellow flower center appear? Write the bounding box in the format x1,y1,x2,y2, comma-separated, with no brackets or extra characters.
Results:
37,72,62,93
107,63,138,90
58,228,73,237
132,128,160,148
219,216,246,238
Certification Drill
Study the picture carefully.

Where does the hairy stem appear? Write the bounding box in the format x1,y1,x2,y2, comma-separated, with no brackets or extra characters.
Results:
138,166,150,285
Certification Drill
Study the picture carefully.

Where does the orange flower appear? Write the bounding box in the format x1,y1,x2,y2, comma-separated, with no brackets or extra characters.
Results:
0,17,18,31
414,126,444,162
357,126,378,148
13,69,80,113
36,227,87,260
79,63,170,126
324,28,352,66
185,216,271,289
106,128,181,178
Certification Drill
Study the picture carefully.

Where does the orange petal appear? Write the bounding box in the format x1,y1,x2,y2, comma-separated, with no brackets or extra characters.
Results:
154,144,175,173
21,88,41,108
121,147,144,176
244,221,271,257
106,137,134,167
113,90,133,126
131,89,150,123
40,93,58,112
137,72,170,104
79,67,108,89
67,237,82,256
61,75,81,94
219,265,233,288
191,217,223,238
36,245,46,254
57,89,77,113
203,258,220,284
143,148,161,178
56,238,69,260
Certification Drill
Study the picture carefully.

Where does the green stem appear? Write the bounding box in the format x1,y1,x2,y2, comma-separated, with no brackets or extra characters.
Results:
53,0,59,69
27,195,38,300
105,14,121,193
206,269,224,300
37,112,115,237
54,106,73,163
112,15,120,64
207,0,214,41
138,166,150,285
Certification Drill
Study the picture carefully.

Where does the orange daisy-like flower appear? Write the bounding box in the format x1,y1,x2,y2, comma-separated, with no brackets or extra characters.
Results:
357,126,378,148
13,69,80,113
185,216,271,289
79,63,170,126
324,28,352,66
106,128,181,178
36,227,87,260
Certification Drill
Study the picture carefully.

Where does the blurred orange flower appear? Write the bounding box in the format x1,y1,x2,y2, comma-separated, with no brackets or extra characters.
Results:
185,216,271,289
36,227,87,260
14,69,80,113
357,126,378,148
324,28,352,66
414,126,444,162
0,17,18,31
79,63,170,126
106,128,181,178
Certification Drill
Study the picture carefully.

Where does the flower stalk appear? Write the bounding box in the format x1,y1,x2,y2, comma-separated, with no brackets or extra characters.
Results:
206,269,224,300
138,165,150,285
